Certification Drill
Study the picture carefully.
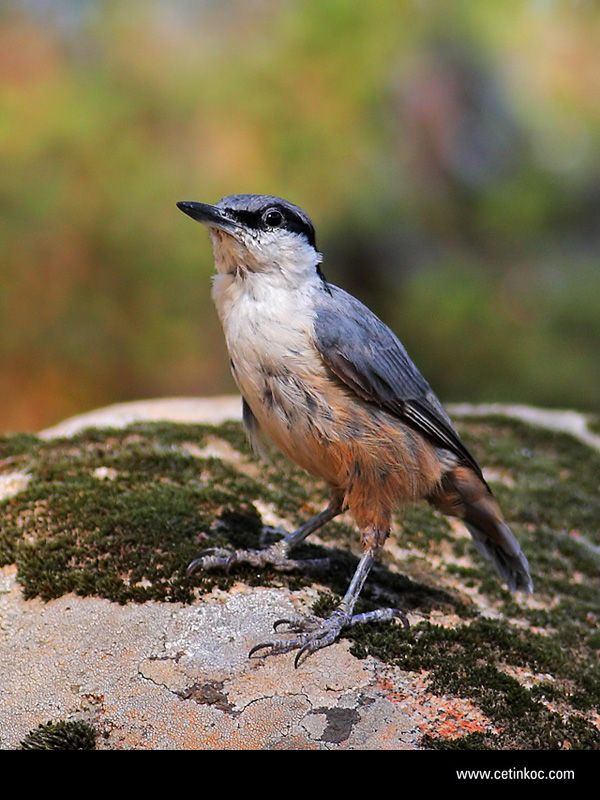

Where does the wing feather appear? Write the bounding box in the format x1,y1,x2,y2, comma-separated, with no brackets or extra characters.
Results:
313,285,486,484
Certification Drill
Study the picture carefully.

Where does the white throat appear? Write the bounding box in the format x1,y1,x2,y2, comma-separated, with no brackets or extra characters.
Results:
210,228,320,277
211,257,322,324
209,232,324,372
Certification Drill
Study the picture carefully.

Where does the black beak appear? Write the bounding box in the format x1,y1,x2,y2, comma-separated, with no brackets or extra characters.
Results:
176,201,238,233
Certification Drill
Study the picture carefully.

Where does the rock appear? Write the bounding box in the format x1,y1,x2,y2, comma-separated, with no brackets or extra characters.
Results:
0,471,30,502
448,403,600,453
38,396,242,440
1,399,599,750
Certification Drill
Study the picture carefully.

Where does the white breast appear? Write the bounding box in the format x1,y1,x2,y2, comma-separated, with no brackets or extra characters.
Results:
211,269,348,482
212,270,324,405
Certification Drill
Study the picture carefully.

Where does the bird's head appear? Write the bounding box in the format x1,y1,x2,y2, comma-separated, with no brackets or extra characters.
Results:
177,194,323,283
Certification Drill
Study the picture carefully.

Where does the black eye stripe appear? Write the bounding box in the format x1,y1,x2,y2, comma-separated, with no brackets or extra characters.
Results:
226,208,257,227
284,212,316,247
225,205,316,248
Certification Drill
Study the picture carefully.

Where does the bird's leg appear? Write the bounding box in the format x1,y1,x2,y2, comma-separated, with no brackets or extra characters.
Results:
186,494,344,576
249,544,409,667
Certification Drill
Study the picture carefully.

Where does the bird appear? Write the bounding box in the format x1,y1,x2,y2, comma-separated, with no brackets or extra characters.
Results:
176,194,533,667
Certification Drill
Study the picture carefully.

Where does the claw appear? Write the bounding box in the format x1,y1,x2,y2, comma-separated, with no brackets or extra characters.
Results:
273,618,294,632
186,547,235,576
272,616,318,633
186,556,206,577
248,607,406,667
396,610,410,630
248,636,305,659
248,642,274,659
294,642,312,669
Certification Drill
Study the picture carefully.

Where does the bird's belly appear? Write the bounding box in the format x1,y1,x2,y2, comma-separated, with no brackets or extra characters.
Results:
232,348,343,482
235,355,442,505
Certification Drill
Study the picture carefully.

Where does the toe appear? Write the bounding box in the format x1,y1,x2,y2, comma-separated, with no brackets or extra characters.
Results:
348,607,409,628
248,635,307,659
248,611,350,666
272,615,321,633
186,547,235,575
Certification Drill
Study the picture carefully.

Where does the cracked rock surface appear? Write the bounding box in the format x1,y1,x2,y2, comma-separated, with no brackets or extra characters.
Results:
0,570,441,749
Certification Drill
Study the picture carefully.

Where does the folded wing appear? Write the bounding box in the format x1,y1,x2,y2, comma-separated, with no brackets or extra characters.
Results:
313,285,486,485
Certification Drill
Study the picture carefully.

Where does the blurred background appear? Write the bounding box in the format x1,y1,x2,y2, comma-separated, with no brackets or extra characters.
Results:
1,0,599,433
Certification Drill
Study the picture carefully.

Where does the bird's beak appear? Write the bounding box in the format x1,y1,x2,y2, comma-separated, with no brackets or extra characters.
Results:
176,201,238,234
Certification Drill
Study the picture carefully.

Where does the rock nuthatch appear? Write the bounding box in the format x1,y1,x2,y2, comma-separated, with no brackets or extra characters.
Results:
177,194,533,667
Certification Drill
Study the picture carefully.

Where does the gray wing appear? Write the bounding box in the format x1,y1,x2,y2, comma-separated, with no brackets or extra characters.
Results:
313,285,485,482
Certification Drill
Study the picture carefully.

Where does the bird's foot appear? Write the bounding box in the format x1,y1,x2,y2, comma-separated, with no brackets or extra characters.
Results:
186,539,330,576
249,607,409,668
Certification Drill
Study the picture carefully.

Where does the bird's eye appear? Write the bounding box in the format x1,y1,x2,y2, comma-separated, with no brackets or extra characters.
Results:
263,208,284,228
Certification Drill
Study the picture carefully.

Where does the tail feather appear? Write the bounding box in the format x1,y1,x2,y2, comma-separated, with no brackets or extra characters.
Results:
466,521,533,593
430,464,533,594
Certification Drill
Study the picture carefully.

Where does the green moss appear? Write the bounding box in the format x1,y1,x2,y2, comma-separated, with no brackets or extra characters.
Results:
456,416,600,535
20,720,97,750
345,618,600,749
394,503,454,550
0,422,331,602
2,415,599,749
0,432,41,459
0,420,478,610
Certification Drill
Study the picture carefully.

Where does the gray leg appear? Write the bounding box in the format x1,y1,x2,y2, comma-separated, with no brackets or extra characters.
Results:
249,546,409,667
284,501,343,548
186,495,343,576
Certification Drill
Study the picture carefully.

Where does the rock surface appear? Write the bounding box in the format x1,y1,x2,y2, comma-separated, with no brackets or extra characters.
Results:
1,398,599,750
1,570,467,750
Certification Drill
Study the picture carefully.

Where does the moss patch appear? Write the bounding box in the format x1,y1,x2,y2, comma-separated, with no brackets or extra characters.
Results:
2,415,599,749
1,422,321,602
0,421,457,609
0,432,40,459
346,618,600,749
20,720,97,750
